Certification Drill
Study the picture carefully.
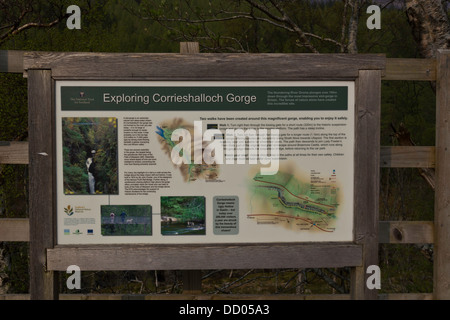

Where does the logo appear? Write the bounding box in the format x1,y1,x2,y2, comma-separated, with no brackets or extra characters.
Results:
64,205,74,216
64,229,70,235
366,265,381,290
73,229,83,235
166,120,280,175
66,265,81,290
366,5,381,30
80,91,85,97
66,5,81,30
87,229,94,235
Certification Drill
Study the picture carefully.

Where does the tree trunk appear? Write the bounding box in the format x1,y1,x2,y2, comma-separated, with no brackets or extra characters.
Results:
405,0,450,58
347,0,360,53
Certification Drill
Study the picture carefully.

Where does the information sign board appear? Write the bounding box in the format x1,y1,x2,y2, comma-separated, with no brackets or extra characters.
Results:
56,81,355,244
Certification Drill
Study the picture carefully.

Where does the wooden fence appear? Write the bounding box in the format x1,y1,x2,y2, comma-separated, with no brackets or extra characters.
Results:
0,47,448,300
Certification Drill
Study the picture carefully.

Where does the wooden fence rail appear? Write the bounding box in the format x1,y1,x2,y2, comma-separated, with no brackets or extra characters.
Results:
0,219,436,244
0,50,439,81
0,48,448,300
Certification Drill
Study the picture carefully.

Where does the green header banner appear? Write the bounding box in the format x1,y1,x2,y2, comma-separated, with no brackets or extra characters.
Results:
61,86,348,111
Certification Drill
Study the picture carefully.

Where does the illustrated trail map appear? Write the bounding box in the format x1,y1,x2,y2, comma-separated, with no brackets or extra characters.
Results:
248,168,339,233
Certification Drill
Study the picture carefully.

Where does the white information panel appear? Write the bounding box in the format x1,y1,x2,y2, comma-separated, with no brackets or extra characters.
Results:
56,81,355,244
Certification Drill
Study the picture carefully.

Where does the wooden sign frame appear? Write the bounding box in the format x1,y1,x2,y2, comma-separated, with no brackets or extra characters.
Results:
25,52,384,299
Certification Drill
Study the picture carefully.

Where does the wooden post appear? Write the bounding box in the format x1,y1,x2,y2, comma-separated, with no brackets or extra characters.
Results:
180,42,200,54
179,42,203,295
434,50,450,300
351,70,381,300
182,270,202,295
28,70,59,300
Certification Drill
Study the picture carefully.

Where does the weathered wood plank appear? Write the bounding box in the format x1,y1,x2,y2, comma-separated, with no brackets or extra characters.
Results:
380,146,435,168
351,70,381,300
0,50,25,73
0,218,29,242
378,221,434,244
46,243,363,271
12,52,443,82
23,52,386,80
434,50,450,300
28,70,58,300
384,58,436,81
10,52,442,82
180,42,200,54
0,141,29,164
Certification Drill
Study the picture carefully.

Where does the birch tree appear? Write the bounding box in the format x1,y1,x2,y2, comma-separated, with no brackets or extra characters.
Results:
405,0,450,58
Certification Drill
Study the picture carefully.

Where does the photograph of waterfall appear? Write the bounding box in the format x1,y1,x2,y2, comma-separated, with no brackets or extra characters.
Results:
62,117,118,195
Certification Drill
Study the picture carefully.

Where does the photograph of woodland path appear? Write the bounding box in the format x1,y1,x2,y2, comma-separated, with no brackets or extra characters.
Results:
62,117,118,195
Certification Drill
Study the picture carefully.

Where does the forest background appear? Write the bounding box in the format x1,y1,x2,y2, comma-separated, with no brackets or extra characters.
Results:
0,0,448,296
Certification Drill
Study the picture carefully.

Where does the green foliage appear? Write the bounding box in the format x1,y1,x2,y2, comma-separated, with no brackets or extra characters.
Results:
0,165,28,218
161,196,205,222
0,243,29,293
0,74,28,141
1,0,176,53
381,81,436,146
380,244,433,293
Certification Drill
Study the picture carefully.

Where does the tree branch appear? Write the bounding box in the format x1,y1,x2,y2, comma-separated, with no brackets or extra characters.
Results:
11,18,61,36
303,32,345,50
266,0,319,53
0,11,64,45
